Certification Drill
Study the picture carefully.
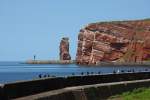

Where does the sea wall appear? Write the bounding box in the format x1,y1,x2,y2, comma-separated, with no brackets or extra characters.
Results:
26,60,75,64
16,79,150,100
0,72,150,99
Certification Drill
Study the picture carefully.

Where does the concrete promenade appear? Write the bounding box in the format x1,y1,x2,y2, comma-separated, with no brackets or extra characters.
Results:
15,79,150,100
1,72,150,100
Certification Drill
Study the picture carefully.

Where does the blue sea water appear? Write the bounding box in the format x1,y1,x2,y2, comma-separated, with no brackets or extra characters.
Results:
0,61,150,84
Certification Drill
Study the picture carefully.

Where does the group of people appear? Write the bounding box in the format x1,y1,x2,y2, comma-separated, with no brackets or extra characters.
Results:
38,74,56,78
71,71,101,76
113,68,149,74
38,68,149,78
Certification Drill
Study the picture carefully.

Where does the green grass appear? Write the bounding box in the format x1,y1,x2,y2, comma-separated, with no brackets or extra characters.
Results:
89,18,150,25
109,87,150,100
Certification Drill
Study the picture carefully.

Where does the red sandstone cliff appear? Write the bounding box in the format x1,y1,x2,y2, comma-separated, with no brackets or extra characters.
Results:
60,37,71,60
76,19,150,65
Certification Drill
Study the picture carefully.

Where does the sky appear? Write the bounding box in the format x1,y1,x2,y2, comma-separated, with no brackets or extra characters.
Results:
0,0,150,61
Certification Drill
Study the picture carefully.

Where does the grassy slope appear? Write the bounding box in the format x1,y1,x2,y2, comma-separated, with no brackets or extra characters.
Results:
109,87,150,100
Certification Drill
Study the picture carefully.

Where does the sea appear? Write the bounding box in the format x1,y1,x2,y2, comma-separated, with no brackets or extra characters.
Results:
0,61,150,84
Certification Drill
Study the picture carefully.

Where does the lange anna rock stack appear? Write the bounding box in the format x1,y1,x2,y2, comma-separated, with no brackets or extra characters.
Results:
76,19,150,65
60,37,71,60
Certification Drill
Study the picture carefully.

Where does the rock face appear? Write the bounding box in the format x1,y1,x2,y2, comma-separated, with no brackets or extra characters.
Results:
76,19,150,65
60,37,71,60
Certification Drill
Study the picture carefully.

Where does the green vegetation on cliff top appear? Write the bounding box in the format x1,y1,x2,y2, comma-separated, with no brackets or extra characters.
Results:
88,18,150,25
109,87,150,100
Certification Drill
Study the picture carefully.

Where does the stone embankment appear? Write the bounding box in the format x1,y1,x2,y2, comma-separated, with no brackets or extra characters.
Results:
15,79,150,100
26,60,75,64
1,72,150,99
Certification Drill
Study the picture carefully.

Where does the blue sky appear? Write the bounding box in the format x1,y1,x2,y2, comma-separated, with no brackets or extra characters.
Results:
0,0,150,61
